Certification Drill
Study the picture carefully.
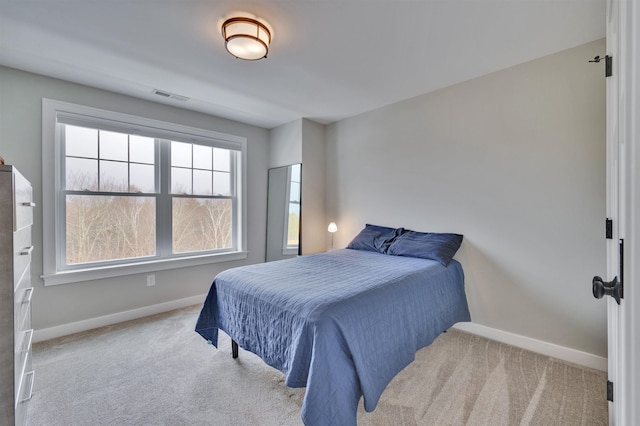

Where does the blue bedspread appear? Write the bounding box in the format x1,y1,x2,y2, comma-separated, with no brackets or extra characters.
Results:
195,249,470,425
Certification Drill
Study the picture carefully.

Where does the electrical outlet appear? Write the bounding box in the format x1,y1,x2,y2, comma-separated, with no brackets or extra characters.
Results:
147,274,155,287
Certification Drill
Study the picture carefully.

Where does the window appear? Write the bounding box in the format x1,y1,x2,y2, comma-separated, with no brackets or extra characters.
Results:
169,141,234,254
42,100,247,285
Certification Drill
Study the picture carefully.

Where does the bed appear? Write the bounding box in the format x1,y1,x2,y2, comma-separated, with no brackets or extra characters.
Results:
195,226,470,426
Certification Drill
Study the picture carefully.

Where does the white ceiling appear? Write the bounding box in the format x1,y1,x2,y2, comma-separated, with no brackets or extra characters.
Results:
0,0,605,129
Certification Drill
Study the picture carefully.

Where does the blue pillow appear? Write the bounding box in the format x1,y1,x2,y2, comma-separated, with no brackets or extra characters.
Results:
387,231,463,266
346,224,404,253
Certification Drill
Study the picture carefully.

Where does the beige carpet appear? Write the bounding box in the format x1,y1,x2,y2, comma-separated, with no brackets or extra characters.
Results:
27,306,607,426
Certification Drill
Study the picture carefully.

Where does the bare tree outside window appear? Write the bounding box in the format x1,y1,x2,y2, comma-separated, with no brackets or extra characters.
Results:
172,198,232,253
66,194,156,264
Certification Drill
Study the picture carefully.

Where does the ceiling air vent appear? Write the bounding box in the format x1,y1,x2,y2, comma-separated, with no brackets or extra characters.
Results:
152,89,189,102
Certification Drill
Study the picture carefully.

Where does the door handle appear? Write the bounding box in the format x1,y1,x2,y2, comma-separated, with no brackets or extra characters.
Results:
592,276,621,305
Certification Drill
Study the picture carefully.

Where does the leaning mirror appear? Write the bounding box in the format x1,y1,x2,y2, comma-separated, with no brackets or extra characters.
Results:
266,164,302,262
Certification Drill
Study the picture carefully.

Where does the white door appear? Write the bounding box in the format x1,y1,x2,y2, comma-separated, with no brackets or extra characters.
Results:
607,1,622,423
601,1,623,424
601,0,640,424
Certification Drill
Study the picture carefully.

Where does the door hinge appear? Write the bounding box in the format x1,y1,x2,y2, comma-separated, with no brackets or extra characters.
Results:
606,219,613,239
607,380,614,402
588,55,612,77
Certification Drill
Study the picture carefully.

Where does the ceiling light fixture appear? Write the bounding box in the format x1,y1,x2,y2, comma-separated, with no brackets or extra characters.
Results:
221,17,271,61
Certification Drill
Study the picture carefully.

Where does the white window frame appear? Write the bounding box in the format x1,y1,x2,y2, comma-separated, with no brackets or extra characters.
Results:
42,99,247,286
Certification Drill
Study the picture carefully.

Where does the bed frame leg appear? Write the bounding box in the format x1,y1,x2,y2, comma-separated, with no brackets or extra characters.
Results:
232,340,239,358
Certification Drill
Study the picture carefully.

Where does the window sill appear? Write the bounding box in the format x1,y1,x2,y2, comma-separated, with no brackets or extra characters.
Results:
42,251,248,286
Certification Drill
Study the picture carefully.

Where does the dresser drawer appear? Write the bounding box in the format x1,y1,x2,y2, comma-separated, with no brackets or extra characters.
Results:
13,306,33,356
13,170,33,232
13,226,32,288
14,266,33,336
14,328,33,397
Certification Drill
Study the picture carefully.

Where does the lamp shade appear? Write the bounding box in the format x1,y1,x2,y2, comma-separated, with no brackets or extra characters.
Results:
222,17,271,60
328,222,338,233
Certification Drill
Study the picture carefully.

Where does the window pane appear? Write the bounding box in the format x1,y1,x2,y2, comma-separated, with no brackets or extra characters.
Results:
193,169,213,195
100,130,128,161
213,171,231,195
287,203,300,247
65,125,98,158
66,195,156,264
130,163,155,193
66,157,98,191
172,198,232,253
171,141,192,167
193,145,212,170
171,167,192,194
99,160,128,192
213,148,231,171
130,135,155,164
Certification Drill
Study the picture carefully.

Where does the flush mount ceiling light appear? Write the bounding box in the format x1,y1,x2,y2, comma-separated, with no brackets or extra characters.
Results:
221,17,271,60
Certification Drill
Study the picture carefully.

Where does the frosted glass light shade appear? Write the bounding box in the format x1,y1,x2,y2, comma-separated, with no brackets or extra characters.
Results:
328,222,338,233
222,17,271,60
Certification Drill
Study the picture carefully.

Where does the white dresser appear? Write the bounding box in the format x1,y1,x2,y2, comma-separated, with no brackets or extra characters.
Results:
0,165,35,426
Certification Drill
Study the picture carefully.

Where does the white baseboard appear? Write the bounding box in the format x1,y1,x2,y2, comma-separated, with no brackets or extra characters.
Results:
33,294,206,343
453,322,607,372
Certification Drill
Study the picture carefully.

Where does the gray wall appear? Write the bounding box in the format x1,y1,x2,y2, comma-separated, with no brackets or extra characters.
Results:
0,66,270,330
325,40,608,357
300,119,326,255
270,118,326,255
0,38,608,357
269,119,302,168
